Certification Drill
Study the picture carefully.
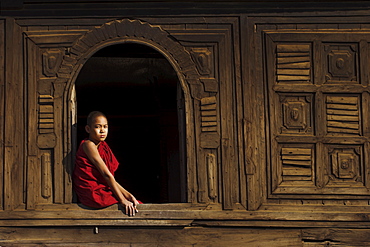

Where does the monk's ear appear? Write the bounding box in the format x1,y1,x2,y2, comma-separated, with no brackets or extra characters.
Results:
85,125,91,133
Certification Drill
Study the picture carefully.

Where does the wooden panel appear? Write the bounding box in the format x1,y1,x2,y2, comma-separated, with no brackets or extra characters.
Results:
326,95,361,135
0,20,4,211
276,44,311,82
0,226,302,246
25,35,38,209
53,81,64,204
242,16,264,210
264,30,370,200
302,228,370,246
4,18,25,210
218,25,239,210
281,147,312,180
168,22,238,206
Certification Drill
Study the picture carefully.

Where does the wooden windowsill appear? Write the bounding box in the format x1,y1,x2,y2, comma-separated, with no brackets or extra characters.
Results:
1,203,370,228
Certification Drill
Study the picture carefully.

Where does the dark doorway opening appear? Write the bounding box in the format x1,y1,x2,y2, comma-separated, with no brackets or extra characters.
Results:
75,43,186,203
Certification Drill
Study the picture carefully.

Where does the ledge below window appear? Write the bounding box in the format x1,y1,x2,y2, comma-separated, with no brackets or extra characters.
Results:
0,203,370,228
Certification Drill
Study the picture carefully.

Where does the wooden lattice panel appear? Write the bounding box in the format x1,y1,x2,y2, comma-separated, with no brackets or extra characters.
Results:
281,147,313,181
326,95,361,135
266,31,370,198
276,44,311,82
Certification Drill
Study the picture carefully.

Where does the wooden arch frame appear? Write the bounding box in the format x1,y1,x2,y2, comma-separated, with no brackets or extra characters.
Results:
53,19,201,204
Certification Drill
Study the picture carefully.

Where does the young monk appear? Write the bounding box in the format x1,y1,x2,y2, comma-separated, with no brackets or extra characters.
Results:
73,111,140,216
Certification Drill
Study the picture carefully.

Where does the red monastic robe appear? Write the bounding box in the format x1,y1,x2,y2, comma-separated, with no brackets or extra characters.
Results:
73,139,119,208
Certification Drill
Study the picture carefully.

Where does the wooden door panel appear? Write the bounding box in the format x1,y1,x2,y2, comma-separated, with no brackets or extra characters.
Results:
265,31,370,198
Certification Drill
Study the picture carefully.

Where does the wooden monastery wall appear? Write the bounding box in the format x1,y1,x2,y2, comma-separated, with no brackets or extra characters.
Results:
1,1,370,246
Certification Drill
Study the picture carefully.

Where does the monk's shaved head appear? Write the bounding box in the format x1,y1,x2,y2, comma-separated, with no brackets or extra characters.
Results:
86,111,107,126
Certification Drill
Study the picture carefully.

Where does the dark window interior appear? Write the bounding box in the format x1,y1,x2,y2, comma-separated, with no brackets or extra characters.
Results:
75,43,186,203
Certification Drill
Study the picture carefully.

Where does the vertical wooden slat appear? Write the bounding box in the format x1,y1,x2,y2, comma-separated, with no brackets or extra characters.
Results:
232,17,247,209
244,17,264,210
177,84,188,203
316,91,325,189
183,80,197,203
256,22,268,209
219,27,237,210
4,18,25,210
361,42,369,191
265,35,279,194
26,156,37,209
314,40,325,190
64,84,77,203
195,98,207,203
363,92,370,189
0,19,5,210
26,36,38,209
53,81,65,204
360,40,368,87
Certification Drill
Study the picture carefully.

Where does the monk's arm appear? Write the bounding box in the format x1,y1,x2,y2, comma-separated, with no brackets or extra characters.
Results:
117,183,139,207
82,141,136,216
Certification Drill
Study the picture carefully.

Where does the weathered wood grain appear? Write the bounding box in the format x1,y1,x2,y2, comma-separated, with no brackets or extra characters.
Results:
3,8,370,246
0,226,302,247
0,20,4,211
25,37,39,209
4,18,25,210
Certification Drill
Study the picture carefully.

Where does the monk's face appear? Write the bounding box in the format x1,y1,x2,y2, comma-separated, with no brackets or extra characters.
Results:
85,115,108,144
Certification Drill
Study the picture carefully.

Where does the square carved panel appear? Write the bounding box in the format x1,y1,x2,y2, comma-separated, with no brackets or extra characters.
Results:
279,94,313,134
326,145,364,187
324,44,358,84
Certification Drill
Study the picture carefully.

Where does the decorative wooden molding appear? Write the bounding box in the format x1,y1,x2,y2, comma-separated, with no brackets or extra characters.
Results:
38,95,54,134
190,47,212,76
200,96,217,132
42,50,63,77
25,30,88,48
328,145,363,186
206,153,217,200
325,44,358,84
280,94,313,134
200,78,218,93
41,152,52,199
61,19,199,82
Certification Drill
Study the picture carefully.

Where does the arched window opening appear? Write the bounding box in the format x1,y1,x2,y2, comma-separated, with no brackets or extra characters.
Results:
75,43,186,203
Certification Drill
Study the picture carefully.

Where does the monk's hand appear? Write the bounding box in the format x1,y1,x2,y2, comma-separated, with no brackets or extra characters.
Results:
121,199,136,216
126,194,139,213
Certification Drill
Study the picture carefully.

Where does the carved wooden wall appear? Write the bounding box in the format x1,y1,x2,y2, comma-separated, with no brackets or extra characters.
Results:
3,14,370,211
3,7,370,245
0,17,241,211
247,21,370,209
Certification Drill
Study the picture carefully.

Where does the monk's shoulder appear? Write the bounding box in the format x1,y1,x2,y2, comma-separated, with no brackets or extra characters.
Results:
82,140,98,152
